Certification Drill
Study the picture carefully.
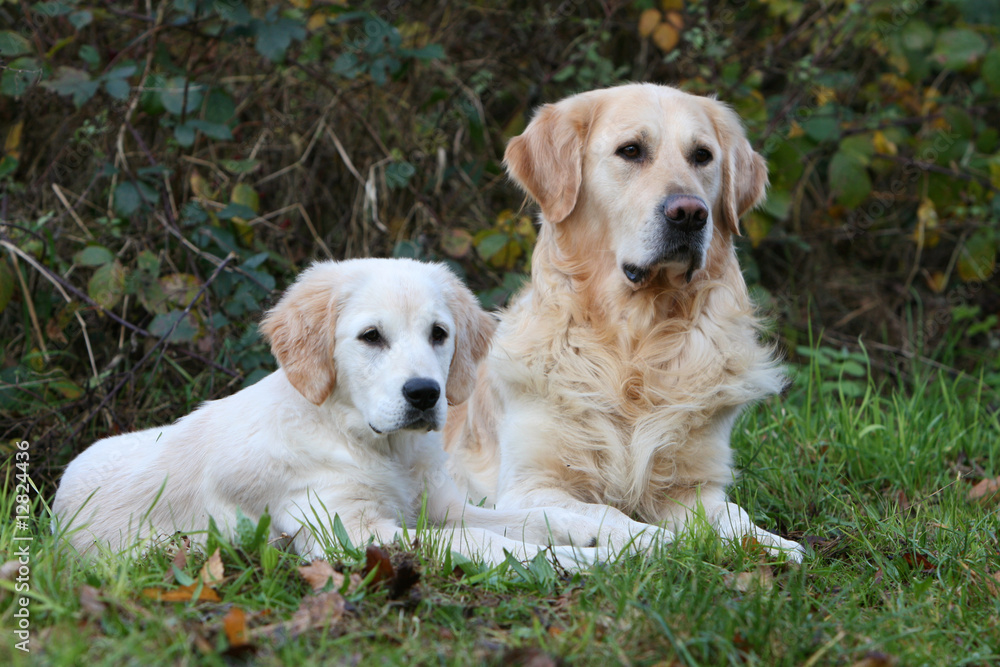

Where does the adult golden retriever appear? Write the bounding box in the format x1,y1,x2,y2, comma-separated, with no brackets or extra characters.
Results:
446,83,804,561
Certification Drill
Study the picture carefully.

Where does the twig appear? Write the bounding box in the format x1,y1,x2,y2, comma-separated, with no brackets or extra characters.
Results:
51,184,95,239
8,251,49,362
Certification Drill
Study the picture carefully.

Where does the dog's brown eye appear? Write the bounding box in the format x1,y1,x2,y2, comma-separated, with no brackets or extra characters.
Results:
693,148,713,165
431,325,448,344
616,143,643,161
359,328,383,345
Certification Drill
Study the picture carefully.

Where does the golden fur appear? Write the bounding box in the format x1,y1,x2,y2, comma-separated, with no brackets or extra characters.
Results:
445,83,804,560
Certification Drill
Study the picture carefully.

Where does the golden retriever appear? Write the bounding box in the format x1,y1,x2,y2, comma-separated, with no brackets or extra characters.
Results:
53,259,651,567
445,83,805,561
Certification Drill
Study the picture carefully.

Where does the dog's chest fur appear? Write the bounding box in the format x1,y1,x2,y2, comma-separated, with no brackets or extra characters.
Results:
496,280,784,522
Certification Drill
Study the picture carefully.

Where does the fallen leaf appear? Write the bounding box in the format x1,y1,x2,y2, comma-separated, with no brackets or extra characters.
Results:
223,606,250,648
0,560,20,581
298,559,361,594
78,585,106,619
298,559,337,592
200,548,224,586
969,477,1000,502
638,8,661,38
724,565,774,592
250,591,345,641
364,545,395,585
902,552,936,573
849,651,897,667
142,584,221,602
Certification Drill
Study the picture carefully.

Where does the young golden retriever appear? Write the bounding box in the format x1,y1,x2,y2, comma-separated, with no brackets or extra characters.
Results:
445,83,805,561
53,259,646,567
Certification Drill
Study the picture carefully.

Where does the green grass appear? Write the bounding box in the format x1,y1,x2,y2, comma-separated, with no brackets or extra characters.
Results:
2,365,998,667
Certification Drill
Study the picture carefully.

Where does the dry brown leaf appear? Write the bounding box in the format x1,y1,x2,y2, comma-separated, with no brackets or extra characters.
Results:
652,22,679,52
969,477,1000,502
250,591,345,641
364,545,395,585
664,10,684,30
142,584,221,602
298,559,361,594
638,8,661,37
223,606,250,648
849,652,897,667
78,585,106,619
298,559,337,592
0,560,20,582
724,565,774,592
200,548,224,586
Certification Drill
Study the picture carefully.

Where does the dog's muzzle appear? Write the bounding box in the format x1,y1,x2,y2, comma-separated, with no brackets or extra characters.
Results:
623,194,710,286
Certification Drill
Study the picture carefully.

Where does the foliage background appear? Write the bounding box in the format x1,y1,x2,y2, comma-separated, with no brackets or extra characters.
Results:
1,0,999,485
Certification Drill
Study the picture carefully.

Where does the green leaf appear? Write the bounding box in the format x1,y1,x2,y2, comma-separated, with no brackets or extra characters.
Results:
2,57,42,97
384,161,415,190
68,10,92,29
838,135,874,166
160,76,204,115
173,122,196,147
230,183,259,213
41,67,99,106
102,77,130,101
187,119,232,141
400,43,445,61
254,17,306,62
475,232,510,261
172,565,195,587
204,89,235,126
74,245,114,267
900,19,934,52
801,113,840,143
0,31,32,57
219,159,260,175
149,310,199,343
957,229,996,282
828,151,871,208
981,48,1000,95
932,28,988,70
33,1,73,17
137,250,160,276
88,260,126,310
79,44,100,68
217,202,256,220
113,182,141,216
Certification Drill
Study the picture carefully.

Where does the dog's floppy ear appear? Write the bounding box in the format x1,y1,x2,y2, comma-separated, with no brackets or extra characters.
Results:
712,103,769,236
504,96,591,224
260,263,340,405
440,268,496,405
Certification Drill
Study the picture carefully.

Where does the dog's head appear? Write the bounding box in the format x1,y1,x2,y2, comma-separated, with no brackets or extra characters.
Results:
504,83,767,289
260,259,495,435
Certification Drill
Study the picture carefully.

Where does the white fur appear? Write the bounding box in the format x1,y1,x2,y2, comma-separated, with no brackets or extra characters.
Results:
53,259,628,568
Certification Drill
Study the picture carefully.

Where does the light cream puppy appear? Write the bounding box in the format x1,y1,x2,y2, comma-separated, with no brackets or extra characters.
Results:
53,259,620,567
446,83,805,561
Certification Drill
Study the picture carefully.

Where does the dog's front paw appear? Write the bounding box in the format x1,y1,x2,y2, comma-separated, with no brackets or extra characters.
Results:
753,531,805,563
549,544,610,571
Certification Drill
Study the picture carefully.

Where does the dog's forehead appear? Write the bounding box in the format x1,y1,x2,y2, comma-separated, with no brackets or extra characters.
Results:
590,86,717,148
338,267,451,331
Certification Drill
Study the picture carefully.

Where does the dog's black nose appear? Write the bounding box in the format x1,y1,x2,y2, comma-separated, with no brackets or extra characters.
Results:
402,378,440,411
663,195,708,232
